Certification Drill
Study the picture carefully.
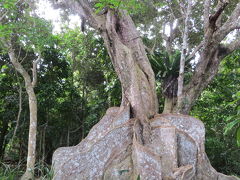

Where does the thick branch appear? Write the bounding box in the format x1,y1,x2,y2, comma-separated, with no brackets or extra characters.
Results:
203,0,211,33
222,37,240,57
187,41,204,60
227,37,240,52
52,0,103,30
214,3,240,42
8,43,32,86
209,0,229,26
0,10,8,22
144,38,157,55
203,0,229,44
77,0,100,29
161,31,172,55
161,21,180,55
177,0,185,17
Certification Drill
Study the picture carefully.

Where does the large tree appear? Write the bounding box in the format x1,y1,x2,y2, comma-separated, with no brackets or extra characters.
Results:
51,0,239,179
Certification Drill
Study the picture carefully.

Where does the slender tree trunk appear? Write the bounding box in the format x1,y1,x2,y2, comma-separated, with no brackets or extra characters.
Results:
7,44,40,180
177,0,192,113
12,71,22,139
81,83,86,140
42,118,47,163
21,78,38,180
67,127,70,146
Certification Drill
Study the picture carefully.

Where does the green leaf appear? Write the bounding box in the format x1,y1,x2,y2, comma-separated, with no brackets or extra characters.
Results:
94,3,104,8
237,127,240,147
162,71,167,78
156,2,167,7
137,175,140,180
118,169,129,175
224,118,240,135
226,116,233,122
2,64,8,70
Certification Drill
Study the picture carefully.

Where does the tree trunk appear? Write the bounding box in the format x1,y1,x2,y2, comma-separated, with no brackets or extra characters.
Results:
51,1,239,180
12,71,22,140
163,97,175,113
7,44,40,180
101,10,158,142
21,87,38,180
176,0,192,113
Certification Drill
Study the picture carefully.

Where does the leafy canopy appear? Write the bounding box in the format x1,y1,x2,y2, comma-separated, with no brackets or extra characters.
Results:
94,0,142,14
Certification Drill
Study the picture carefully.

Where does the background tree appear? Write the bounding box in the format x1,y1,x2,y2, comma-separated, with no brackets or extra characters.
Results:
0,0,53,179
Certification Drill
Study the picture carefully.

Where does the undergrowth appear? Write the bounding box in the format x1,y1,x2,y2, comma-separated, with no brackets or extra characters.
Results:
0,161,53,180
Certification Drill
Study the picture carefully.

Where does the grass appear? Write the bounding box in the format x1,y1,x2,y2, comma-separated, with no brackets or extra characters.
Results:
0,161,54,180
0,162,23,180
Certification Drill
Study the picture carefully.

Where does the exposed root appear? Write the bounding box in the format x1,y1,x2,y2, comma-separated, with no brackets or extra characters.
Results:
52,108,239,180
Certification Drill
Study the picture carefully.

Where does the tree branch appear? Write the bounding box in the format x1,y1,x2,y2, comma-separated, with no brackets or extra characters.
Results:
77,0,100,29
52,0,103,30
214,3,240,42
0,0,23,22
222,37,240,56
144,38,157,55
187,41,204,60
203,0,211,33
227,37,240,52
167,1,178,21
31,53,41,87
177,0,186,17
12,71,22,139
209,0,229,26
0,10,9,22
7,41,32,87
